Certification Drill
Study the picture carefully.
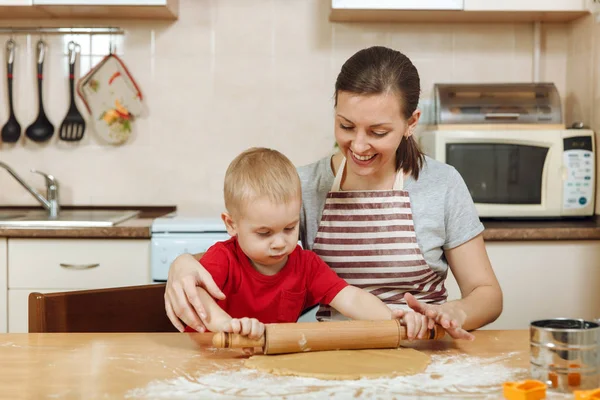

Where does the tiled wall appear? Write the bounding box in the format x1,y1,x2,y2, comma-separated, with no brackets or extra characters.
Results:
0,0,572,216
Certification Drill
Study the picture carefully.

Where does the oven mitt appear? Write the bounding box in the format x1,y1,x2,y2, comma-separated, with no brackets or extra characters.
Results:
77,54,143,145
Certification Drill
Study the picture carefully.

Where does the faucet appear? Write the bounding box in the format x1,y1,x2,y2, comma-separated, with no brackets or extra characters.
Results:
0,161,60,217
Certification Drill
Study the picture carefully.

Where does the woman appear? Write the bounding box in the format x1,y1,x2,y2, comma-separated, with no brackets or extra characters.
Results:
165,46,502,340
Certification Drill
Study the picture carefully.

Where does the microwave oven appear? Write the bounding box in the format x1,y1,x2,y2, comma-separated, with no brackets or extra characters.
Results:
419,128,596,218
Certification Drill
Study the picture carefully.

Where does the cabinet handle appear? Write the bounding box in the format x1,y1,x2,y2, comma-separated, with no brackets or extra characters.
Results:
59,263,100,270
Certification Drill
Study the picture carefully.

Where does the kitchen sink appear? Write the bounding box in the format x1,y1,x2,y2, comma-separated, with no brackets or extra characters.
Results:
0,211,27,220
0,209,140,228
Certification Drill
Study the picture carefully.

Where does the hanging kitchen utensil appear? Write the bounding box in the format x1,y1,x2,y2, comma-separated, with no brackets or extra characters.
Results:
76,39,143,145
25,39,54,143
1,38,21,143
59,41,85,141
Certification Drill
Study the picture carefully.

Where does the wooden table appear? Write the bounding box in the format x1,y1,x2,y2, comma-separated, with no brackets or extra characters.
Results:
0,330,543,399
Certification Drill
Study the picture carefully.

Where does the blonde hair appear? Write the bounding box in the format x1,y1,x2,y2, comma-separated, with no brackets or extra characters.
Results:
224,147,301,216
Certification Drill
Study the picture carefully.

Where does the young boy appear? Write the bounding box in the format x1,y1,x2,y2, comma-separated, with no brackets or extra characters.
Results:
186,147,404,343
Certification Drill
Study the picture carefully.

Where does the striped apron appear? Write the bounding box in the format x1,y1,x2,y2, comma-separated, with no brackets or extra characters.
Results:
313,157,447,320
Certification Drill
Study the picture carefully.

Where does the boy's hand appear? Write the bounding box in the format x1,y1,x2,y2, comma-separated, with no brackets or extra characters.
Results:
391,309,437,340
402,293,475,341
222,317,265,355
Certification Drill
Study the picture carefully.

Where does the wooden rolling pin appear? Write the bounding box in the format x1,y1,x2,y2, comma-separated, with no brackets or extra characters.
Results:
212,319,446,355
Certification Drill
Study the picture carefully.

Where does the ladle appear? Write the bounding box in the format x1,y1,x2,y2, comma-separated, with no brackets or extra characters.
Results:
1,39,21,143
25,39,54,143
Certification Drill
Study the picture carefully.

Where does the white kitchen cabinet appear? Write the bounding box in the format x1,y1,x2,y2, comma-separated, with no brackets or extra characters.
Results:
332,0,463,10
0,0,49,18
7,238,151,333
330,0,589,22
445,241,600,330
33,0,168,4
0,239,6,334
464,0,586,11
0,0,32,4
0,0,177,19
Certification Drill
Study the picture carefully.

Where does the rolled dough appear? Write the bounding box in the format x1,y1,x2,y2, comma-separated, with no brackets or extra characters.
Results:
245,348,430,380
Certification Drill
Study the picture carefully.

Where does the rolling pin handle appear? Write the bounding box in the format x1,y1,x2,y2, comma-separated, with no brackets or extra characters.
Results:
212,332,265,349
396,319,446,341
430,325,447,340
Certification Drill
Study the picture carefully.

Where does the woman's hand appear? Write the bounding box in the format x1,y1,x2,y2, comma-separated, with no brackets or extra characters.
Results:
165,253,226,332
403,293,475,341
222,317,265,355
391,309,437,340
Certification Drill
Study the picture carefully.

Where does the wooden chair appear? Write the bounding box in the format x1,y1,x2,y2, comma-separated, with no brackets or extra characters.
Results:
28,283,178,333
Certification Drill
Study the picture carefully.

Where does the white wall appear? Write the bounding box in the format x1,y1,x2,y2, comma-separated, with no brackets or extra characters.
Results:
0,0,570,217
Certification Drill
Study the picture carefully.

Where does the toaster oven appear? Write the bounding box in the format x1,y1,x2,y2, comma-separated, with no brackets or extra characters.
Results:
419,83,595,218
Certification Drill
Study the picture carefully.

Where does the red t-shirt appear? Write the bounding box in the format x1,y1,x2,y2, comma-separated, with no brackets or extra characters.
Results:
188,237,348,328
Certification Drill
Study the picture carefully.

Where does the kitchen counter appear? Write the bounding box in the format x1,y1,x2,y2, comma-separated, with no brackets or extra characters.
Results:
1,205,600,241
0,206,175,239
483,216,600,241
0,217,155,238
0,330,533,399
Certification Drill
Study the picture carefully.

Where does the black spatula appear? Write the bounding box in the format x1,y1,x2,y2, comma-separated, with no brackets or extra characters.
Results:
59,41,85,141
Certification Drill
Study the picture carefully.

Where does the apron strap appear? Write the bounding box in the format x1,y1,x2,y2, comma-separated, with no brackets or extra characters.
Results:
393,168,404,190
332,157,405,191
331,158,346,191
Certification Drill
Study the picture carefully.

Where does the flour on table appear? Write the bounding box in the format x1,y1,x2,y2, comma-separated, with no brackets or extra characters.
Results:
125,352,544,399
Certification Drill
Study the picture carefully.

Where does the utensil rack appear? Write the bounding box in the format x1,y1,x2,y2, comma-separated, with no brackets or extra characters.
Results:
0,27,124,35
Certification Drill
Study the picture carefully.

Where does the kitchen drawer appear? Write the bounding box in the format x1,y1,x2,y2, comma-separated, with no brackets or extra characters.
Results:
0,239,6,333
8,239,150,289
8,288,78,333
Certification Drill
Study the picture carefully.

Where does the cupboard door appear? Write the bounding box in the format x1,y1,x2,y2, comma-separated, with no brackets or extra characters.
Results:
33,1,167,4
445,241,600,330
28,0,177,19
464,0,586,11
0,239,6,333
0,1,32,5
332,0,464,11
8,288,80,333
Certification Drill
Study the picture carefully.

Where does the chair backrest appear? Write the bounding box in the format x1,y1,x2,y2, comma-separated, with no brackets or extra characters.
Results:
28,283,178,333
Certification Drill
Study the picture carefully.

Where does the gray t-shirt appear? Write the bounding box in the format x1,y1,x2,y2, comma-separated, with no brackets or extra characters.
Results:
297,155,484,279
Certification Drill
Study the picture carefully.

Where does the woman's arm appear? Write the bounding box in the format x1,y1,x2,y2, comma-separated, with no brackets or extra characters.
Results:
443,234,503,330
192,287,232,332
406,234,503,332
165,253,225,332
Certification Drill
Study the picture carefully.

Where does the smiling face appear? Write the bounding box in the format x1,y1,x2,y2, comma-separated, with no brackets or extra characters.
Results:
222,195,301,275
334,90,419,184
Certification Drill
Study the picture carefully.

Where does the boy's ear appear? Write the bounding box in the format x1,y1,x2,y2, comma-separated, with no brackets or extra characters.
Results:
221,212,237,237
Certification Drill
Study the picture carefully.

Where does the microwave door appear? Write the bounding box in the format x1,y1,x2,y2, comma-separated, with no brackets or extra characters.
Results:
446,143,549,205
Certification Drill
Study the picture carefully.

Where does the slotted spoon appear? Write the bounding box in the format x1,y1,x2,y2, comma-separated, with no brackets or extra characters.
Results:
59,41,86,141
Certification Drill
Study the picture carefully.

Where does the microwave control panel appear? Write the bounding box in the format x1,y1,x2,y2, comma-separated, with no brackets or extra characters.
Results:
563,135,595,209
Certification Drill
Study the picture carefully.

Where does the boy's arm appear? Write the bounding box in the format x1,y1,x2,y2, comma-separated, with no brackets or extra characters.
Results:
329,286,393,320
